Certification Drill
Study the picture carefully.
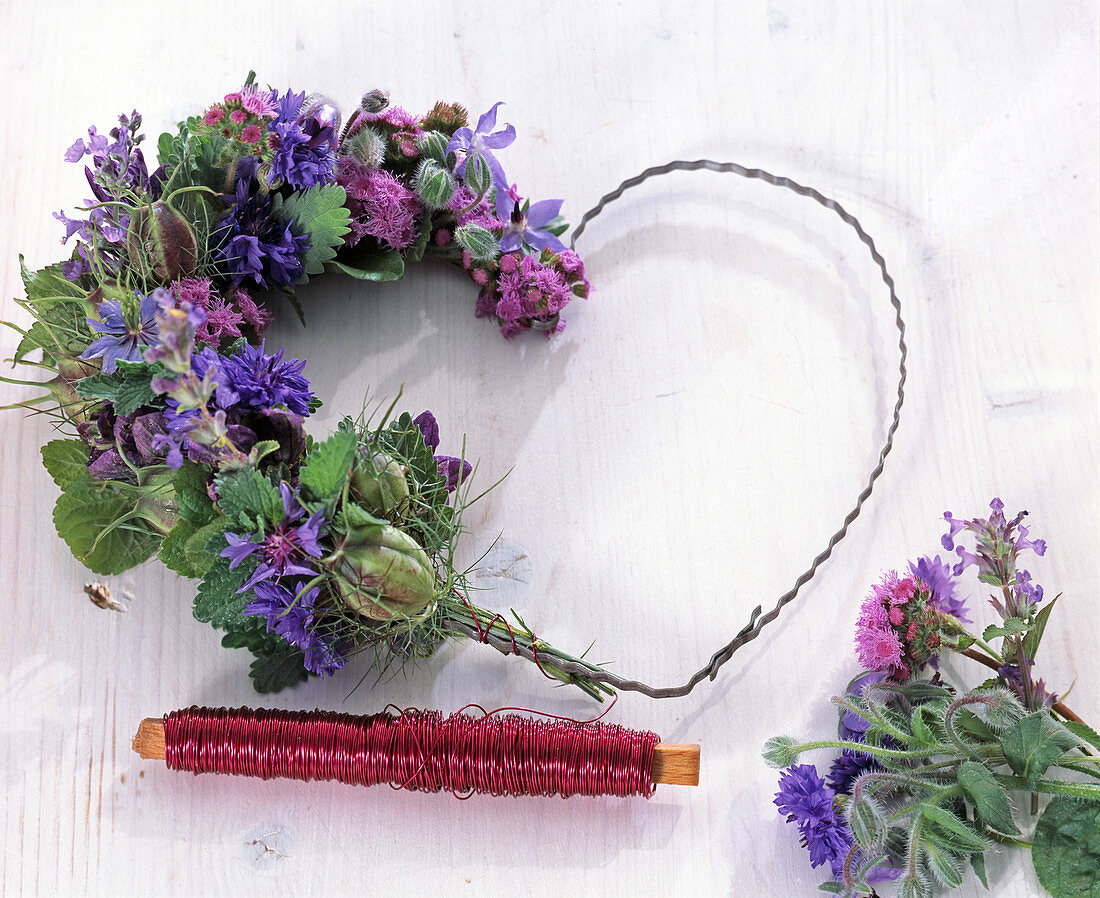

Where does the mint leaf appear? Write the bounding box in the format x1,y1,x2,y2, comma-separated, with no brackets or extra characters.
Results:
183,520,230,578
298,430,357,502
215,468,283,529
172,463,218,526
192,554,255,629
249,649,309,693
76,362,159,416
1032,797,1100,898
958,761,1019,834
983,617,1029,641
53,479,162,574
275,185,351,280
159,519,199,577
1000,712,1080,789
41,440,91,490
326,248,405,281
20,255,86,303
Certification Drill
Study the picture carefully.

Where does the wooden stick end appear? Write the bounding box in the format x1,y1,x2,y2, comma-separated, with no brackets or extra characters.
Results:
652,742,700,786
132,718,166,760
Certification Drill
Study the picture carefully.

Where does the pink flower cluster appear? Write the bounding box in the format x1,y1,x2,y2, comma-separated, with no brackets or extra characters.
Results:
170,277,271,349
337,161,422,251
473,250,589,337
201,86,278,157
855,572,942,680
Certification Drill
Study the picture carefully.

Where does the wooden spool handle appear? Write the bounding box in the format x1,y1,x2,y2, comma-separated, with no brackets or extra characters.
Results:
133,718,700,787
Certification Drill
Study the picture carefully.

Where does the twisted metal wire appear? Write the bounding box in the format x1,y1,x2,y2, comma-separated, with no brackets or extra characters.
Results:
477,160,907,698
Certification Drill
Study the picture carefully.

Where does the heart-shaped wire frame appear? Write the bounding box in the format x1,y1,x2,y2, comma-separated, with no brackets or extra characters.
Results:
450,160,908,699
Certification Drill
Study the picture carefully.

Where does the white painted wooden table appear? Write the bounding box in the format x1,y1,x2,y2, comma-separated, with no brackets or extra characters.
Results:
1,3,1096,895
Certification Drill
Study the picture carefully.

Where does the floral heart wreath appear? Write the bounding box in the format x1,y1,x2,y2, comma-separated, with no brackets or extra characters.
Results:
4,73,905,699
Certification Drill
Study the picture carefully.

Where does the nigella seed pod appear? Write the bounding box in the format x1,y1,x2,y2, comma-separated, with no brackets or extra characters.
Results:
360,89,390,114
127,201,197,281
350,453,410,514
335,523,436,621
414,160,456,210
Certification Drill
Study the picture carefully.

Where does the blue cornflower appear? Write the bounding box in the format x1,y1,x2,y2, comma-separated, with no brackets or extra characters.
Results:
494,189,566,253
774,764,853,878
244,580,318,648
217,175,309,289
80,289,165,373
302,634,349,677
445,101,515,190
267,89,336,190
222,482,327,592
909,555,970,623
217,340,314,415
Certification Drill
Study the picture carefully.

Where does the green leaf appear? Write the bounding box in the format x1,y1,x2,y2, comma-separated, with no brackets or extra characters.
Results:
1032,797,1100,898
249,649,309,693
983,617,1029,641
76,361,159,416
969,852,989,889
192,554,255,629
41,440,91,490
817,884,844,894
326,248,405,281
1001,712,1081,789
919,804,993,853
911,706,936,746
183,520,230,579
923,840,964,889
955,709,998,743
337,502,388,531
172,463,217,526
1064,720,1100,753
20,255,86,303
298,430,357,502
1023,596,1059,658
958,760,1019,834
214,468,284,529
275,185,351,280
53,479,162,574
159,519,199,577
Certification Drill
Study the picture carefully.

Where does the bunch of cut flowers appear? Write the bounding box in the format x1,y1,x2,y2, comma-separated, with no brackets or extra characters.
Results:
764,500,1099,898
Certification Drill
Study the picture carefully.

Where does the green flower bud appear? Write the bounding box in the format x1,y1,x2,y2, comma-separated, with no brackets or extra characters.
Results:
415,159,456,210
351,453,410,514
335,523,436,621
417,130,449,165
464,153,493,197
454,224,499,262
127,201,197,281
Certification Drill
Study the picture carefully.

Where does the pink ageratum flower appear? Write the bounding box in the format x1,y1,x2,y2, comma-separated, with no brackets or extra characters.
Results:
336,160,421,251
855,572,944,679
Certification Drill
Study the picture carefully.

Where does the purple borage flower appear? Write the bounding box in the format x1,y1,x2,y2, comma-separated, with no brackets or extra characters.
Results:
445,101,516,190
221,482,327,592
495,186,567,253
80,289,166,373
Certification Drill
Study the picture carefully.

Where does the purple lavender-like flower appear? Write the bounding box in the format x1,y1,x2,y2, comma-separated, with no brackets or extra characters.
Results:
445,101,515,190
80,290,164,373
222,482,327,592
774,764,853,878
908,555,969,623
413,410,472,493
216,174,309,289
267,89,336,189
494,189,567,253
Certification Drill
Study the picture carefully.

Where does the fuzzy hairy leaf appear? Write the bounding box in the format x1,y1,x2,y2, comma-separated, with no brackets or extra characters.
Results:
275,185,351,280
958,760,1019,834
1001,712,1080,789
1032,797,1100,898
969,851,989,888
923,840,964,889
919,804,993,853
215,468,283,530
76,361,159,416
249,649,309,693
53,479,162,574
41,440,91,490
1064,720,1100,753
298,430,357,502
192,554,255,629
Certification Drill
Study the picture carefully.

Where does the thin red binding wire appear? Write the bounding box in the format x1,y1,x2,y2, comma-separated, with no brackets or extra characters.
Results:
163,706,660,799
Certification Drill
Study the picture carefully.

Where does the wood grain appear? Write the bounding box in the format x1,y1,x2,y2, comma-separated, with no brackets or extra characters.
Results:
1,2,1096,895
